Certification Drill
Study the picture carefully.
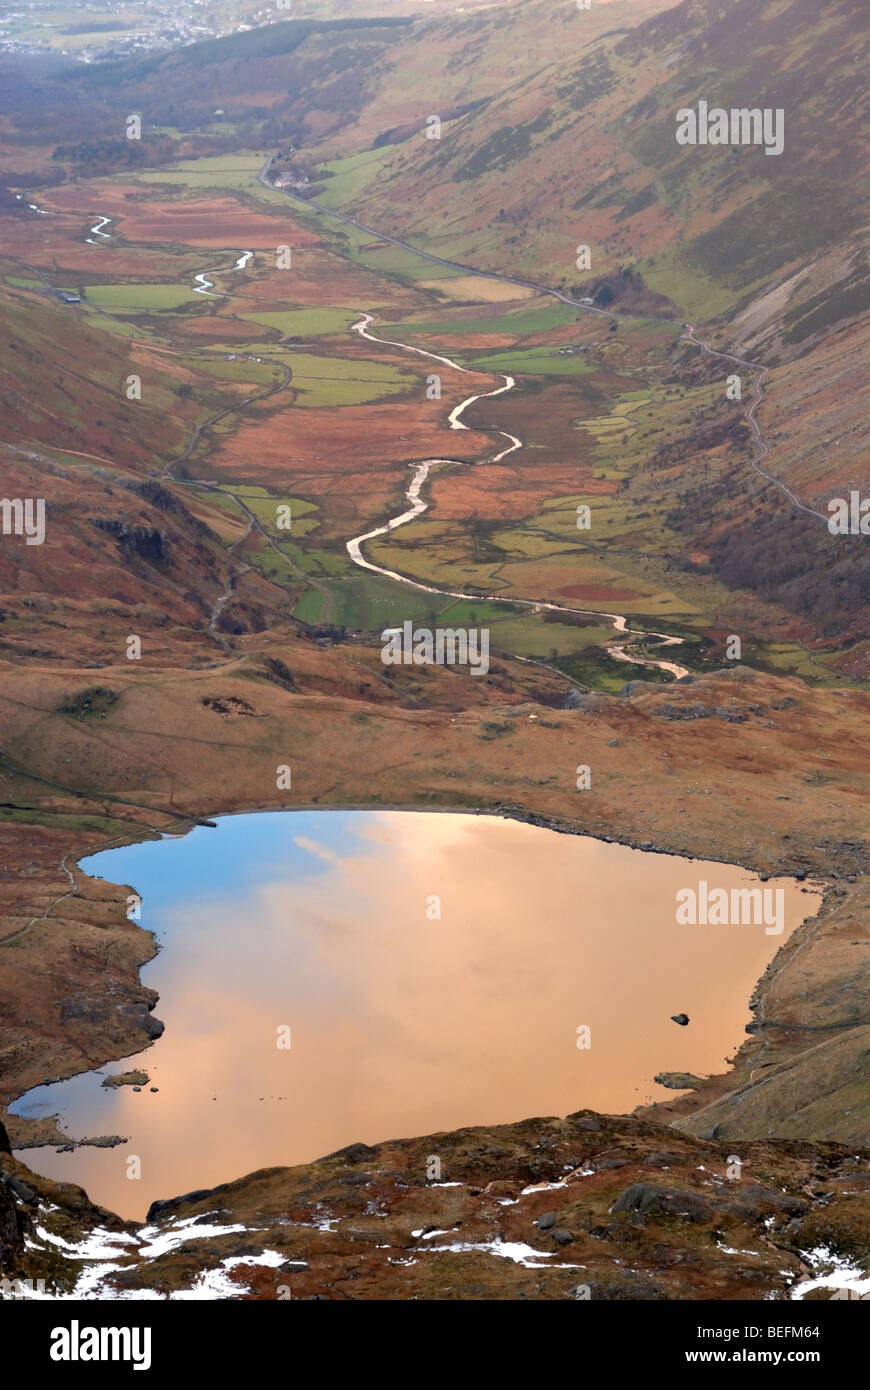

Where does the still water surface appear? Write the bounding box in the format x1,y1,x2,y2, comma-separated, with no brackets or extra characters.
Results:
12,811,818,1219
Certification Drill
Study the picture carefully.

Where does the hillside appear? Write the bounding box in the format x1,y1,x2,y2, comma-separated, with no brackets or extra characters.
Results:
309,0,868,337
0,279,301,661
62,0,869,340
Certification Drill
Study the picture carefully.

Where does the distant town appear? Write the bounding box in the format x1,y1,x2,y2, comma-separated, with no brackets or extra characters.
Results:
0,1,276,64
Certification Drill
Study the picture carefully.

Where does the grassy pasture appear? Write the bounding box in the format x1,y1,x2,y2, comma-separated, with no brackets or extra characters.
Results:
314,148,389,207
283,351,414,406
239,308,357,336
465,346,596,375
179,354,276,386
487,614,614,658
134,154,268,192
86,282,197,310
228,488,320,540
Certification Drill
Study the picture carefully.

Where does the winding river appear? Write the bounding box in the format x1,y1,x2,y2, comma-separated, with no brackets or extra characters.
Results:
85,214,112,245
259,153,832,678
65,178,775,679
60,187,687,677
346,313,689,679
193,249,254,295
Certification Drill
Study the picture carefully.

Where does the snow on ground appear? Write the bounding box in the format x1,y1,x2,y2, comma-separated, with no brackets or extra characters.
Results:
792,1246,870,1300
137,1215,250,1259
11,1211,286,1300
30,1225,137,1259
422,1236,586,1269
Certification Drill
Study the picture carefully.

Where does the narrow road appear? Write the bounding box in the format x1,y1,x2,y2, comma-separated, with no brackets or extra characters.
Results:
682,328,826,523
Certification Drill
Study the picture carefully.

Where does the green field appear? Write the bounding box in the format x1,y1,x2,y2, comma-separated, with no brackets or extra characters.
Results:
181,354,276,385
208,343,414,406
325,220,466,284
134,153,268,192
487,614,614,658
465,346,596,375
240,308,357,337
556,645,674,693
293,570,444,629
313,148,389,208
225,488,320,540
284,351,413,406
636,247,736,323
86,282,197,310
81,309,141,337
436,598,520,626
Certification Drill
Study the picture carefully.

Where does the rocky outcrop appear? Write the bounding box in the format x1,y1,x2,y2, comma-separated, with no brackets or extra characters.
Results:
3,1110,867,1301
0,1171,28,1272
92,519,170,567
655,1072,705,1090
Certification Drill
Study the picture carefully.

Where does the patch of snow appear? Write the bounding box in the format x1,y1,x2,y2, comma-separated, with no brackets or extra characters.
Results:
310,1215,338,1232
32,1225,136,1259
422,1237,586,1270
222,1250,284,1271
138,1220,248,1259
792,1246,870,1300
169,1267,240,1300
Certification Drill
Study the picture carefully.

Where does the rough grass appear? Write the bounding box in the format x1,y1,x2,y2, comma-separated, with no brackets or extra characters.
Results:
382,302,581,338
